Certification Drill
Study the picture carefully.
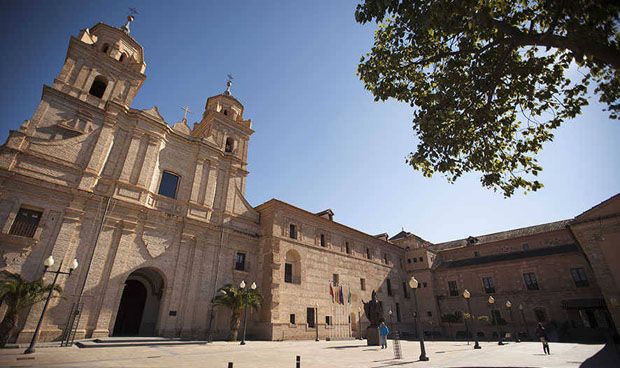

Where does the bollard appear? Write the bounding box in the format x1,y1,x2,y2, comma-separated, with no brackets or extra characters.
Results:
296,355,301,368
228,363,233,368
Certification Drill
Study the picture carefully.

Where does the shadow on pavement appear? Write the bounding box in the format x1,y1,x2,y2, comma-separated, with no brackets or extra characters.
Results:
325,345,368,349
580,343,620,368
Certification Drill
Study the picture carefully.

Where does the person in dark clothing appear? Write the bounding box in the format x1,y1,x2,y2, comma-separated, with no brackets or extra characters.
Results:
535,322,550,354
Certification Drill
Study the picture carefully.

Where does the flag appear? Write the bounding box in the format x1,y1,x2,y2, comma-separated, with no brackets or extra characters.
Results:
329,282,334,303
339,285,345,305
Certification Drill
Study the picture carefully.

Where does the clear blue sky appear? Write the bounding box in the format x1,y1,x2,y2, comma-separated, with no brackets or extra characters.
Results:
1,1,618,243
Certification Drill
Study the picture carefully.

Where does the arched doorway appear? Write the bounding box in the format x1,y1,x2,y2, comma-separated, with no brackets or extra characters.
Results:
113,268,164,336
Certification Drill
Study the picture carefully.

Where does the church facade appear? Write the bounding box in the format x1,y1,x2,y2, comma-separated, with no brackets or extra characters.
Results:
0,20,618,344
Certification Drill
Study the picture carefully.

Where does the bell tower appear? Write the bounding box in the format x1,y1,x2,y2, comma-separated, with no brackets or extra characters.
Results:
52,16,146,109
191,78,254,195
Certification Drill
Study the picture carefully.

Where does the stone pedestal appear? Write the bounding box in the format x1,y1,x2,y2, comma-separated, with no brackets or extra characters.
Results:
366,326,379,346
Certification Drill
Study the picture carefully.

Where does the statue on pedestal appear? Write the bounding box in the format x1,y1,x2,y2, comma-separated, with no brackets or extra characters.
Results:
362,290,384,345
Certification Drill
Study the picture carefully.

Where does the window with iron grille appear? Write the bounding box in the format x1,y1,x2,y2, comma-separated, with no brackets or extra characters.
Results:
307,308,315,328
402,282,409,298
387,279,393,296
396,303,401,322
235,252,246,271
360,278,366,291
448,281,459,296
482,277,495,293
290,314,296,324
571,268,589,287
289,224,297,239
325,316,332,326
284,263,293,283
320,234,326,247
523,272,539,290
345,242,351,254
9,208,42,238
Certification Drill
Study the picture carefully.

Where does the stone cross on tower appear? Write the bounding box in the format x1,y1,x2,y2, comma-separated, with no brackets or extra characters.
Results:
181,105,192,120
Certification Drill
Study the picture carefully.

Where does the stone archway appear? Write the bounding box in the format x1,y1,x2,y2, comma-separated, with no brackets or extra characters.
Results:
112,267,164,336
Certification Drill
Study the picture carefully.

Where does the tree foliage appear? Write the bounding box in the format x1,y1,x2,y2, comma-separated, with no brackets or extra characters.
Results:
0,271,62,347
356,0,619,196
211,283,262,341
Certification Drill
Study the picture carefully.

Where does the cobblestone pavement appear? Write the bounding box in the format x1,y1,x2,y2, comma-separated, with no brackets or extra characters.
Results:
0,340,617,367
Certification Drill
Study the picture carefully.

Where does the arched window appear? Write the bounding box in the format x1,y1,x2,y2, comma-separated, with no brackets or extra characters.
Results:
284,250,301,284
101,43,110,53
88,76,108,99
119,53,127,63
225,137,234,153
223,109,228,116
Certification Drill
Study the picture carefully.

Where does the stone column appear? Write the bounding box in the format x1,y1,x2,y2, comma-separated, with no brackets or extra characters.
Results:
79,119,117,191
136,135,161,190
118,132,144,183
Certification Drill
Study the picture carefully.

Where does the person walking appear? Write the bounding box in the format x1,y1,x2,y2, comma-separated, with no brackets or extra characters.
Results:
379,321,390,349
535,322,550,355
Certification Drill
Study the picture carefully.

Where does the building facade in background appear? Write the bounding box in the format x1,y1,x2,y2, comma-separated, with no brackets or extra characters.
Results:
0,21,617,344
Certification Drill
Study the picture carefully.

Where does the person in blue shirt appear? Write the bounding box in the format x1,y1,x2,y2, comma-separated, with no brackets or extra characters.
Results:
379,321,390,349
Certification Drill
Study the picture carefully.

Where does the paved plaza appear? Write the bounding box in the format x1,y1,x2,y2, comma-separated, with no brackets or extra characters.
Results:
0,339,618,368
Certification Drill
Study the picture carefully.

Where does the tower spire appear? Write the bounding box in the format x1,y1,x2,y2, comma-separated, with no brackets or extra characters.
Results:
224,74,234,95
120,8,139,34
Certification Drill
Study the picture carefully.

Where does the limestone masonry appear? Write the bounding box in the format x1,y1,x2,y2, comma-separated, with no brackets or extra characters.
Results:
1,21,618,344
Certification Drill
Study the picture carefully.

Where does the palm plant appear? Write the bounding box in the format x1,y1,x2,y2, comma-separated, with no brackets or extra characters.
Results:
211,283,262,341
0,271,62,347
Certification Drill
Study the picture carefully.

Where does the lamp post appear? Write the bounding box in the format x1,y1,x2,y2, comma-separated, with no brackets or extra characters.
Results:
409,276,429,361
462,289,481,349
505,301,519,343
24,256,78,355
240,281,256,345
519,303,529,340
388,309,393,329
315,302,319,342
358,307,362,340
487,296,504,345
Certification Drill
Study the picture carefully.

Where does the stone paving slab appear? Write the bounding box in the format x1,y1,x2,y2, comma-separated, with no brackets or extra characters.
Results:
0,340,617,368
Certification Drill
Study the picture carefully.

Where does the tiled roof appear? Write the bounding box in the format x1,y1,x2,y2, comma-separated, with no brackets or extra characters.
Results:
439,243,579,269
431,219,572,252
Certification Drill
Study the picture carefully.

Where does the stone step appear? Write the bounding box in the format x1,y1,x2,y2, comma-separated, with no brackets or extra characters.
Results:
76,338,207,348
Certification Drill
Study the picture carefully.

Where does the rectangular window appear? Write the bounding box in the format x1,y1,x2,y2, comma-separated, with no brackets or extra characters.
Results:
387,279,393,296
522,243,530,251
320,234,326,247
571,268,589,287
419,257,423,262
366,248,371,259
448,281,459,297
422,282,428,288
402,282,409,298
482,277,495,294
413,258,417,263
284,263,293,283
345,242,351,254
307,307,315,328
235,252,246,271
333,273,339,286
523,272,539,290
407,258,412,264
360,278,366,291
289,224,297,239
9,208,42,238
290,314,296,324
396,303,401,322
474,251,480,257
325,316,332,326
158,171,180,199
427,311,432,317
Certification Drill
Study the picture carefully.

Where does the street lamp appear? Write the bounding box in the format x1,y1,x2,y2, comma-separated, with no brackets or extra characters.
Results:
487,296,504,345
462,289,481,349
315,302,319,342
519,303,529,340
409,276,429,361
388,309,393,328
239,281,255,345
24,256,78,354
505,300,519,343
